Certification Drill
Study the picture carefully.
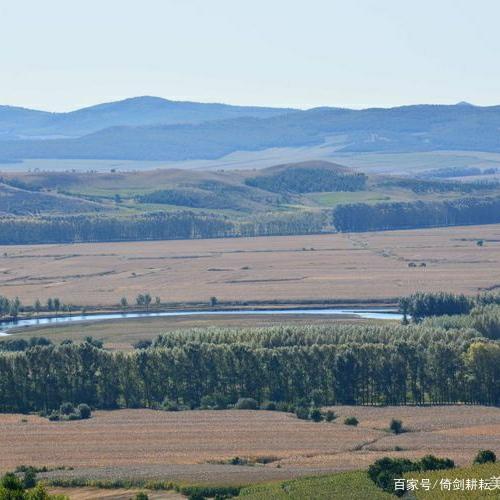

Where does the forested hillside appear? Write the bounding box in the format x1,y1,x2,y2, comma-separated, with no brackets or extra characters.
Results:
1,161,500,243
2,102,500,161
245,162,367,193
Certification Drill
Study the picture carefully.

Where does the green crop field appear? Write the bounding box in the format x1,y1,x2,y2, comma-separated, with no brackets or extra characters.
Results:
239,471,392,499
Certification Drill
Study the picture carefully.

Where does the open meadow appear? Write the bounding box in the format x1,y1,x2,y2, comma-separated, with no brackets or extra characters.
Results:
2,406,500,486
7,314,370,350
1,224,499,308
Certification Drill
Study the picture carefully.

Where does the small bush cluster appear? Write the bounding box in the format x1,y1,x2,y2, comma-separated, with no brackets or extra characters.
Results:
47,403,92,421
369,455,455,496
344,416,359,426
389,418,404,434
234,397,258,410
0,470,65,499
473,449,496,464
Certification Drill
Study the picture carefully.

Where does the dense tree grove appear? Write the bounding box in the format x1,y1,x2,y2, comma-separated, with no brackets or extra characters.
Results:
245,166,367,193
0,210,325,245
379,177,499,194
1,313,499,412
332,196,500,232
399,292,500,322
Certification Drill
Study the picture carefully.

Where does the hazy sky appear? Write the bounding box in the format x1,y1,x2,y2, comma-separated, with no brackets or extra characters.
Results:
2,0,500,111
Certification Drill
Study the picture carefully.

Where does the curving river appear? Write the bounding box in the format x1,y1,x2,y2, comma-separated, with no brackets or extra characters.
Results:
0,308,402,336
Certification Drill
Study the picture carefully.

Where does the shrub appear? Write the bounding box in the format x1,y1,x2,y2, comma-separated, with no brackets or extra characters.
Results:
344,416,358,426
418,454,455,471
59,402,75,416
310,389,325,406
200,393,230,410
368,457,417,496
261,401,277,411
133,340,152,350
309,408,323,422
275,401,291,412
473,449,496,464
48,411,60,422
77,403,92,419
234,398,258,410
22,467,37,488
1,472,23,492
179,485,241,499
135,493,149,500
389,418,403,434
161,398,179,411
368,455,455,496
294,406,310,420
324,410,336,422
229,456,249,466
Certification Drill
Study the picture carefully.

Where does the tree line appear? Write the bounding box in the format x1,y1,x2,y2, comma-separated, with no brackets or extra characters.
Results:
0,210,326,245
332,196,500,232
1,310,499,413
399,292,500,323
0,295,75,319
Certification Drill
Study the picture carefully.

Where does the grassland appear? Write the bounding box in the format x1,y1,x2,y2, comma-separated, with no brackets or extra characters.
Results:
238,471,392,499
7,314,369,350
0,224,499,308
2,406,499,487
408,463,500,499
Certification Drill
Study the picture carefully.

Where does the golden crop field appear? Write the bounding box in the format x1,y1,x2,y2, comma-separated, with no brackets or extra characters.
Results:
2,406,500,485
0,224,499,307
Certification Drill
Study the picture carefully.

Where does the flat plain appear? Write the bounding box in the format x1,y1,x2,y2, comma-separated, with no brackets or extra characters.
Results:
2,406,500,485
0,224,499,307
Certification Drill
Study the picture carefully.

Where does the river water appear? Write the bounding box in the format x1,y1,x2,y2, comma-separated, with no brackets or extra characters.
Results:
0,308,402,336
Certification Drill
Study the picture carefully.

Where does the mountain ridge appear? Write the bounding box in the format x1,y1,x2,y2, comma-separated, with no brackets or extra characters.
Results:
1,100,500,161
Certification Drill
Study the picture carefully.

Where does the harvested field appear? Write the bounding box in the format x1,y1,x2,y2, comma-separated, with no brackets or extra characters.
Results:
0,224,499,307
47,488,182,500
2,406,500,485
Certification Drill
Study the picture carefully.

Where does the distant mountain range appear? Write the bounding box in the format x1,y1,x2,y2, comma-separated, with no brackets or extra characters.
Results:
1,97,500,161
0,96,295,140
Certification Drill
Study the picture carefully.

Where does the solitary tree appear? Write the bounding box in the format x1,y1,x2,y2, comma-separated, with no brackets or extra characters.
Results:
34,298,42,316
210,296,218,307
120,297,128,309
53,297,61,315
390,418,404,434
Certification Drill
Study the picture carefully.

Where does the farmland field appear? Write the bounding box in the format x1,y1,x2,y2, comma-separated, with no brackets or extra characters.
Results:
1,224,499,308
2,406,500,486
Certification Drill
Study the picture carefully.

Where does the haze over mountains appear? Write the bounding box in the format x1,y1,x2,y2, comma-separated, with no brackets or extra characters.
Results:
0,96,294,140
1,96,500,162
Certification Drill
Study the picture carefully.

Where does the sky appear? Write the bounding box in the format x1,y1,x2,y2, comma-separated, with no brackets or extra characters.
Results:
1,0,500,111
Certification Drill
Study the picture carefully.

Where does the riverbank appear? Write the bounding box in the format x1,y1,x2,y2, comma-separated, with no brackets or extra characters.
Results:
0,304,401,337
